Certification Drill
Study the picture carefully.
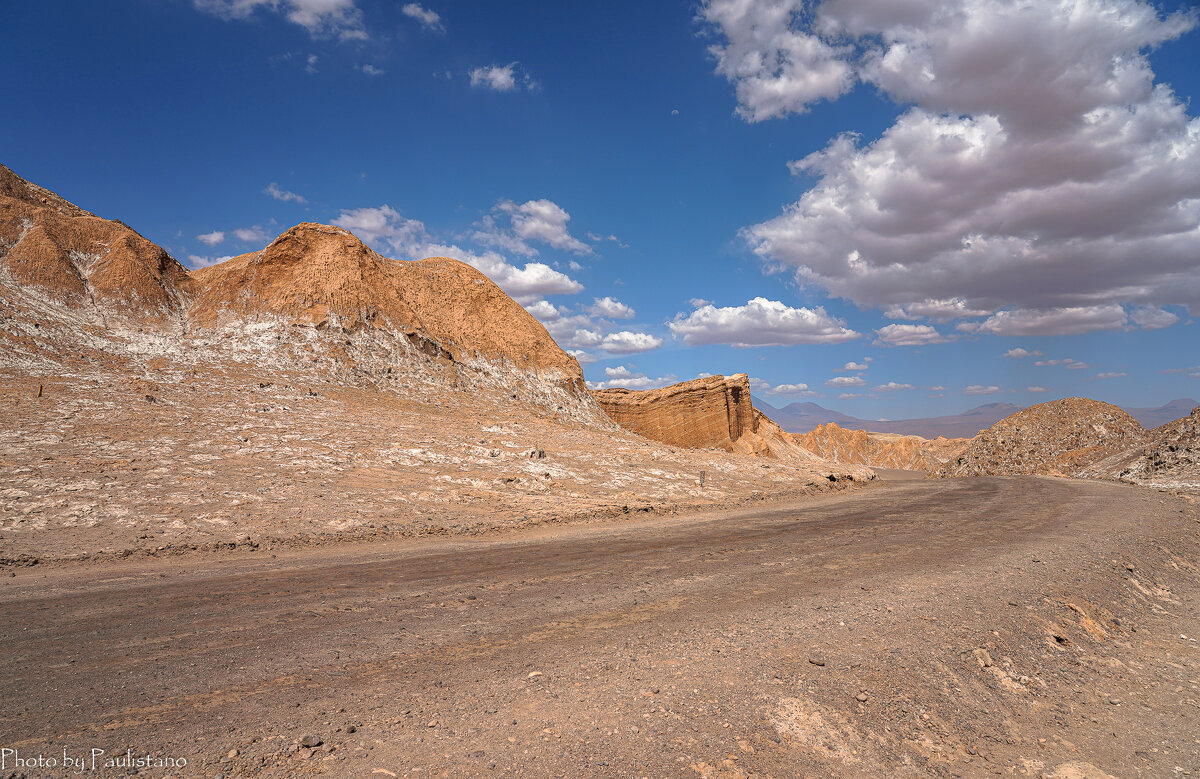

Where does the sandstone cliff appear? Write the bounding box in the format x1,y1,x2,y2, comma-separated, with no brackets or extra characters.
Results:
793,422,969,472
935,398,1147,478
593,374,871,477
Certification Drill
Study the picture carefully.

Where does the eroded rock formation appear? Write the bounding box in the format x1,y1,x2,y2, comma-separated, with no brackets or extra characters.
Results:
793,423,969,472
1084,405,1200,491
593,374,871,476
935,398,1147,478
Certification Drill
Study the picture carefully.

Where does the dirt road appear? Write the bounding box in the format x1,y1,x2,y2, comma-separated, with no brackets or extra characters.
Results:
1,477,1198,778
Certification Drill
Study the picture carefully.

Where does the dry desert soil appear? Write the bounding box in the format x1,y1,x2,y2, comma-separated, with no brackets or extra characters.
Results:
1,475,1198,778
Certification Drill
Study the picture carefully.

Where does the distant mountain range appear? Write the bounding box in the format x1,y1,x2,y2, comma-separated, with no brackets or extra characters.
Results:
752,396,1199,439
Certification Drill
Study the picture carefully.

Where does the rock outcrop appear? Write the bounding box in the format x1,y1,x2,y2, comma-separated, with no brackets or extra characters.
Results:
593,374,871,476
793,423,969,472
0,163,191,324
1083,406,1200,491
935,398,1147,478
189,223,582,385
0,164,594,417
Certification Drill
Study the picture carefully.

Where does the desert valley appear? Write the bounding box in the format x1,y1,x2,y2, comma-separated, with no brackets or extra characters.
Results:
1,163,1198,778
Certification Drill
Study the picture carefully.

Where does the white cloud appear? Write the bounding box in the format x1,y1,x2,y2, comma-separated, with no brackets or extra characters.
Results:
264,182,307,203
750,378,817,398
964,385,1002,395
714,1,1200,328
838,361,869,371
874,324,950,346
186,254,234,269
1027,386,1050,392
401,2,443,32
1003,348,1044,358
331,204,584,305
332,205,429,255
929,385,945,392
838,392,868,399
472,199,592,258
883,299,990,322
195,0,367,39
1130,305,1180,330
597,331,663,354
588,296,635,319
233,226,271,243
959,305,1129,336
687,298,711,308
698,0,855,122
668,297,860,347
566,349,597,365
1092,371,1127,379
305,54,319,74
196,230,225,246
874,382,914,392
1163,364,1200,374
826,376,866,388
588,365,677,391
1034,357,1080,367
360,64,384,76
469,63,533,92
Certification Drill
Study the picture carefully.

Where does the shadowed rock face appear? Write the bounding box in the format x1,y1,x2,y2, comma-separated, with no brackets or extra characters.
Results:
935,397,1147,477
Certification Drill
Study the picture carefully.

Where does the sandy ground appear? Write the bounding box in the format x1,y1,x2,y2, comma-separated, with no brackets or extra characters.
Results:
1,476,1197,778
0,369,864,565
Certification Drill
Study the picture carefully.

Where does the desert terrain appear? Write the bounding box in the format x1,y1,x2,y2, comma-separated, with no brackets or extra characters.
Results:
2,164,1200,777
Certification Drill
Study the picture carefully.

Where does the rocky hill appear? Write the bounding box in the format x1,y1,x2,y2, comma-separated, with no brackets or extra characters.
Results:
1083,405,1200,491
0,163,862,560
935,398,1147,478
792,422,969,472
593,374,871,476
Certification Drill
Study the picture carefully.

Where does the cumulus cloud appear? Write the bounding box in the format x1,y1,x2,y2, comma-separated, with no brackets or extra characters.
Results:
469,63,533,91
964,385,1002,395
668,297,860,347
196,230,225,246
826,376,866,388
264,182,306,203
401,2,443,32
186,254,234,269
750,378,817,398
1003,348,1044,358
331,204,584,304
233,226,271,243
597,331,663,354
332,205,429,255
588,296,635,319
588,365,677,391
874,382,914,391
958,306,1129,336
476,199,592,256
709,0,1200,331
874,324,950,346
196,0,367,40
839,361,869,371
1130,305,1180,330
360,64,384,76
698,0,854,121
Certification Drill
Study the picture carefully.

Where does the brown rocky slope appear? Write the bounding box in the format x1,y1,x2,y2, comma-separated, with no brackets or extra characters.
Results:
1083,405,1200,491
593,374,872,477
793,422,970,472
935,397,1147,478
0,164,863,560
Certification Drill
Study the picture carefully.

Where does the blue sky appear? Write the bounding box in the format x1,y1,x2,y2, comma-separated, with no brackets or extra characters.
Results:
2,0,1198,419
